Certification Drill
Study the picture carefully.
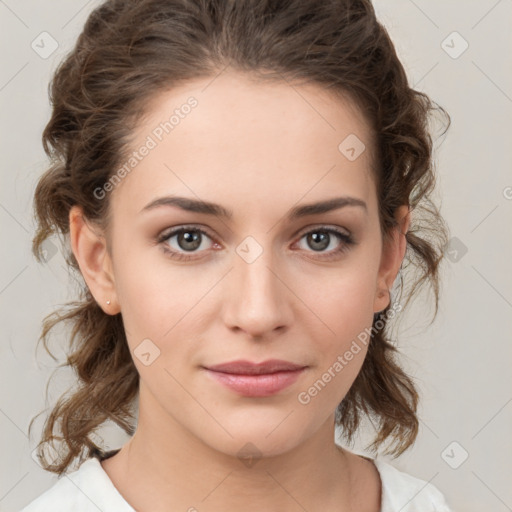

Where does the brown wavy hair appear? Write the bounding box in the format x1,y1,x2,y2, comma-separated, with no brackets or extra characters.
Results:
29,0,451,476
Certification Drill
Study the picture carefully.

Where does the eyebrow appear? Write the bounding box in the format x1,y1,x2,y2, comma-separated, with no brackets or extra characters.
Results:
140,195,367,220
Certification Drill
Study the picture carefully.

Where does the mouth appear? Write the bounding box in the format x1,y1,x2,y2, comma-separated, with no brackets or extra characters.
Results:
202,359,308,397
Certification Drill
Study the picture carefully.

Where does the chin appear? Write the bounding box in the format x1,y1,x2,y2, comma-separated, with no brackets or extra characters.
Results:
199,418,311,461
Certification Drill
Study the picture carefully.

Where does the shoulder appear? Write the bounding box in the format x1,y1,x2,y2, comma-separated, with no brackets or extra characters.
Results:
20,457,134,512
372,458,453,512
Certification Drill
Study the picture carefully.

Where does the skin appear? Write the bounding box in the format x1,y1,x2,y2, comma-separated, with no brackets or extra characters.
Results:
69,70,410,512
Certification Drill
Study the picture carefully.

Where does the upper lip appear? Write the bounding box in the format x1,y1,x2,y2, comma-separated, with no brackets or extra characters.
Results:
204,359,307,375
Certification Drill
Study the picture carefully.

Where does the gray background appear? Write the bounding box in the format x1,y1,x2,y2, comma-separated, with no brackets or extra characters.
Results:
1,1,511,510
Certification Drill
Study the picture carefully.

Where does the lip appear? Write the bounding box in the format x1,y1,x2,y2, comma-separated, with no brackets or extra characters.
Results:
203,359,308,397
206,359,306,375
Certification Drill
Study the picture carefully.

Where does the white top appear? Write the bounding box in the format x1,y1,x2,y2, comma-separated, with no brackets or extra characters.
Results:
21,456,453,511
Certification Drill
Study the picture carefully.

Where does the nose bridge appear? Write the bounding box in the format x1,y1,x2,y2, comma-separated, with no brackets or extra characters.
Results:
225,234,290,336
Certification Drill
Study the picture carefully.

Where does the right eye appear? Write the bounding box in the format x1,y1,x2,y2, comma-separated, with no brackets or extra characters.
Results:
156,225,219,261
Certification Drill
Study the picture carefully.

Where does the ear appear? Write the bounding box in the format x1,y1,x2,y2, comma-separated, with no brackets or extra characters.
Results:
373,204,410,314
69,205,120,315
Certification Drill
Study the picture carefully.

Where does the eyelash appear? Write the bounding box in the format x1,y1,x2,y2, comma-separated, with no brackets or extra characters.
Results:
156,225,355,262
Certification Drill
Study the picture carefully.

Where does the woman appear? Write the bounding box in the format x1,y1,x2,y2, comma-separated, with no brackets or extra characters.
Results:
23,0,452,510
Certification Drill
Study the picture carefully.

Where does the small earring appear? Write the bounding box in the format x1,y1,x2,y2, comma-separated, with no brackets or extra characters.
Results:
106,300,111,305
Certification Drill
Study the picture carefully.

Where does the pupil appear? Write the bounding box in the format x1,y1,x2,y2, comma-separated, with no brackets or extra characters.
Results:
309,232,329,251
179,231,201,251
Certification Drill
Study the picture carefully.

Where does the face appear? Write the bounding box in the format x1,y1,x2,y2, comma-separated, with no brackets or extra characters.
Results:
74,71,405,458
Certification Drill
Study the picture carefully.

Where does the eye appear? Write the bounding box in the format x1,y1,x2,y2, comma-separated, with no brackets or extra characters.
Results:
156,226,218,261
294,226,355,260
156,224,355,262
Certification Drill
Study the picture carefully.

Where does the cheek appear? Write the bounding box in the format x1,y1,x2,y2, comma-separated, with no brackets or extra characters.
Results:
295,289,373,413
114,242,209,340
292,262,376,401
295,261,377,343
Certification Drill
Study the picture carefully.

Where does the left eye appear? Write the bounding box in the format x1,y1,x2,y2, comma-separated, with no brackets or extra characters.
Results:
297,229,348,252
293,227,354,260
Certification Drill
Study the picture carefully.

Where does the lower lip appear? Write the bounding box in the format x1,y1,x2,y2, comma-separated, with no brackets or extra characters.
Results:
204,368,306,397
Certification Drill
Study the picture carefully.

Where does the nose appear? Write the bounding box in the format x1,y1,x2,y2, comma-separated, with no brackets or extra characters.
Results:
222,243,293,339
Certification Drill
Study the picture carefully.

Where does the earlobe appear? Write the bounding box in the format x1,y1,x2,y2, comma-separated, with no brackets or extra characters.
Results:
69,205,120,315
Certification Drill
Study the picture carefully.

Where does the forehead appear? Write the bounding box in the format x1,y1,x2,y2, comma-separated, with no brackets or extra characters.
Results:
110,71,376,220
